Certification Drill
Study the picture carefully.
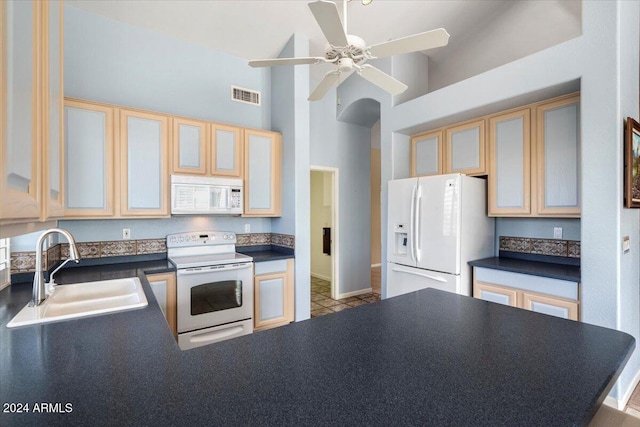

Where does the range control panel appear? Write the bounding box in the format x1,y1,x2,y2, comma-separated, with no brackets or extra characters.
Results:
166,231,237,248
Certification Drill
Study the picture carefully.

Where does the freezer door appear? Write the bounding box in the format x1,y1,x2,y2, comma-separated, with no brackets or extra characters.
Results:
386,263,460,298
416,174,462,274
387,178,417,267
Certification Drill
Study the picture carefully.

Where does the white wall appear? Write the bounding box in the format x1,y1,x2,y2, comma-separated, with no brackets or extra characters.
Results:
310,171,332,280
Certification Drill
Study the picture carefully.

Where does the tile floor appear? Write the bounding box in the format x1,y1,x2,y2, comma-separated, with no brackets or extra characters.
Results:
310,267,382,318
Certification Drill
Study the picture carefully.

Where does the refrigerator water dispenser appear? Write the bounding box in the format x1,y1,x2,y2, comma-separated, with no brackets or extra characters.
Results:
393,223,408,256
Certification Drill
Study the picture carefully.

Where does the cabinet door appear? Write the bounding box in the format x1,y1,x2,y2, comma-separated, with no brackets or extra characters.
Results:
536,95,580,216
64,100,115,217
473,281,518,307
211,123,242,177
1,0,40,220
444,119,486,176
254,259,294,331
522,291,579,321
172,117,207,175
488,109,531,216
411,130,443,177
120,109,170,217
244,129,281,216
42,0,64,219
147,272,177,337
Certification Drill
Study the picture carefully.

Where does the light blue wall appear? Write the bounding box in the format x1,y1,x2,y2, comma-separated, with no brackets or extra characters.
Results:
11,217,273,251
270,34,312,321
311,89,372,295
382,0,640,402
64,6,270,129
14,6,276,252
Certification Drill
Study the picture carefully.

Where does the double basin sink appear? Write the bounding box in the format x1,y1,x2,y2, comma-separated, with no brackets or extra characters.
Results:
7,277,148,328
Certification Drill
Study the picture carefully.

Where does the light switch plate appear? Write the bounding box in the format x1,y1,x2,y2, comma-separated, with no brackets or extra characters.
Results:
623,236,630,253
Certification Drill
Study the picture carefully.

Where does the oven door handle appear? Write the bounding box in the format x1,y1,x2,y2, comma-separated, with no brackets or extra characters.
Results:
177,263,252,276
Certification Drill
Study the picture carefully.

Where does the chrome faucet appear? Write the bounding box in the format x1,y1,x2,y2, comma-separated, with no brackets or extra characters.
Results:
30,228,81,306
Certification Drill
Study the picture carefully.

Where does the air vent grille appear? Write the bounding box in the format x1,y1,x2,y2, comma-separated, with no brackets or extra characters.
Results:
231,86,261,106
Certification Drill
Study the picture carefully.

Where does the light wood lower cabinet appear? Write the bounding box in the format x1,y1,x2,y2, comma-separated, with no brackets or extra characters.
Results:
254,258,294,331
146,272,177,337
473,267,579,321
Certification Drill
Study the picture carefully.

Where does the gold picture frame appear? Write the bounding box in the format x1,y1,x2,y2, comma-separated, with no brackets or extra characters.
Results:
624,117,640,208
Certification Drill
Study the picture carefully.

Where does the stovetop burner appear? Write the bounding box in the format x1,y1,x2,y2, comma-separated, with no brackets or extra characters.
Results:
166,231,252,269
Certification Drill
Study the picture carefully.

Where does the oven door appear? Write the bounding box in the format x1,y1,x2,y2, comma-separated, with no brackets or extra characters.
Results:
176,262,253,333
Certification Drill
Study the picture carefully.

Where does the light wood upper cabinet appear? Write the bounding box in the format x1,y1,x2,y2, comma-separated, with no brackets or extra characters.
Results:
254,259,294,331
535,95,580,217
1,0,41,222
211,123,242,177
42,0,64,220
1,0,65,225
411,130,443,177
244,129,282,217
488,108,531,216
119,109,170,217
444,119,486,176
64,100,115,217
172,117,207,175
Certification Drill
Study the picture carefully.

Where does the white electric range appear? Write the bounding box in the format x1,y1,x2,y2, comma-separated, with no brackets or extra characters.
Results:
167,231,253,350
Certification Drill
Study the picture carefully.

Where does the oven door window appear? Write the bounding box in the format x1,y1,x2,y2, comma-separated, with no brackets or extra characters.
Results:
191,280,242,315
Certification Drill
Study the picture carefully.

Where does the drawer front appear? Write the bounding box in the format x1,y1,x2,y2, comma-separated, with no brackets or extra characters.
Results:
474,267,578,300
255,259,288,275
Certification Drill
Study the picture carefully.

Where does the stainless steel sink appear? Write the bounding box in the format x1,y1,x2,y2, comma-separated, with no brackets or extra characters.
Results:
7,277,148,328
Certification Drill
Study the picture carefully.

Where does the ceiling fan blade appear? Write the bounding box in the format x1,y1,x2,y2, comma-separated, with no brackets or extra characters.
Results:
249,57,329,68
308,71,341,101
358,65,407,95
308,0,349,47
368,28,450,58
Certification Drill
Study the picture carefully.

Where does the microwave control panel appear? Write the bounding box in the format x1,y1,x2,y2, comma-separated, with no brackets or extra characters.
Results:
231,189,242,208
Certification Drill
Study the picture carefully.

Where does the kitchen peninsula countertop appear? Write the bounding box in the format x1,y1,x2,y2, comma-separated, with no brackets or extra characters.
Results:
0,262,632,426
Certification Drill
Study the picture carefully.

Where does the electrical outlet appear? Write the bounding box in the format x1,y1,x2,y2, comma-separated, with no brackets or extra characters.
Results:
553,227,563,239
244,224,251,233
123,228,131,240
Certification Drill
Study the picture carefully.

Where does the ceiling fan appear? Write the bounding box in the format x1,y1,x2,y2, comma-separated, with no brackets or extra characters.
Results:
248,0,450,101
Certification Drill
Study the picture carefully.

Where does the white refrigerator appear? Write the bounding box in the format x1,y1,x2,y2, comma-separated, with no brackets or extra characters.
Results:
386,174,495,298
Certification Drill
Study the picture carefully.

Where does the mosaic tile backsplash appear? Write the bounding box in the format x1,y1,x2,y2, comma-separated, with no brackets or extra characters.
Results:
11,233,295,274
500,236,580,258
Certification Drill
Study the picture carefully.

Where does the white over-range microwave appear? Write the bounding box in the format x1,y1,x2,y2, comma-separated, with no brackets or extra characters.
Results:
171,175,243,215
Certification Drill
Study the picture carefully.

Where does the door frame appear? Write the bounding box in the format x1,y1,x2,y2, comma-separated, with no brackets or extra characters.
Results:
310,165,339,300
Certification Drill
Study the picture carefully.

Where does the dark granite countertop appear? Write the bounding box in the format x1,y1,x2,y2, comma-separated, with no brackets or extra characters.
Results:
469,255,581,282
0,262,632,426
237,244,294,262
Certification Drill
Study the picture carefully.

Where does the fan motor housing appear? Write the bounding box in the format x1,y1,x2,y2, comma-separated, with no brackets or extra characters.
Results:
325,35,368,64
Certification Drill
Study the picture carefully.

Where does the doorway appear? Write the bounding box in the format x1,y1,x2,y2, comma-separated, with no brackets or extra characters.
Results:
310,166,339,311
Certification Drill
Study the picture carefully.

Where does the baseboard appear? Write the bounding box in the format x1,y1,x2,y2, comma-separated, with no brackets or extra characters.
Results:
371,263,381,268
310,272,331,282
603,369,640,410
337,288,372,299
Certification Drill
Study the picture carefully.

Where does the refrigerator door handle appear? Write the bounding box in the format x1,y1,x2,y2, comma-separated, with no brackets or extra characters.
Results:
415,185,422,262
390,266,448,283
410,183,417,263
